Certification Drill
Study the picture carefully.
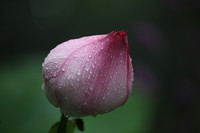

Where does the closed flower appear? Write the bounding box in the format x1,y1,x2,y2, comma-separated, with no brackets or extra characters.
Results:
42,31,134,117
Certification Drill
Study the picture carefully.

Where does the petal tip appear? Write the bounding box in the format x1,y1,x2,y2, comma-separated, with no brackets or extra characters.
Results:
119,30,127,36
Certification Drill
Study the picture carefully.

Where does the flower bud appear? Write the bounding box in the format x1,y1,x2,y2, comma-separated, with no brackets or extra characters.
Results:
42,31,134,117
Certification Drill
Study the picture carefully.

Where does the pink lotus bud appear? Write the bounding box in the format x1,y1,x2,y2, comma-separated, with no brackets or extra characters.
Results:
42,31,134,117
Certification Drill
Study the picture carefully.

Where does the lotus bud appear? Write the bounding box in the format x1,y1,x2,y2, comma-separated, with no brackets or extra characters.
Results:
42,31,134,117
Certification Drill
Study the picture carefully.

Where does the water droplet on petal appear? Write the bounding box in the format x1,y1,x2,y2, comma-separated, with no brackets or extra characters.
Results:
89,55,91,58
77,72,80,75
85,68,89,71
92,64,95,68
62,68,65,71
89,87,93,91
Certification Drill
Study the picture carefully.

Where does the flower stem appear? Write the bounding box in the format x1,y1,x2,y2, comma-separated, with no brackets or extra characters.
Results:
58,114,68,133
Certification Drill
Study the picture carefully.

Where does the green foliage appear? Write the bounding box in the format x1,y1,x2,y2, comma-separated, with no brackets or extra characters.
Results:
49,122,60,133
49,120,76,133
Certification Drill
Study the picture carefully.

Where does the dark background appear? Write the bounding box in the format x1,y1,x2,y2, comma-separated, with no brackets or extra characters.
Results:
0,0,200,133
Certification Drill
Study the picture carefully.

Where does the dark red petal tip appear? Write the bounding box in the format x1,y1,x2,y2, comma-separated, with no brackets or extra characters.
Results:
107,30,128,46
119,30,127,36
119,30,128,45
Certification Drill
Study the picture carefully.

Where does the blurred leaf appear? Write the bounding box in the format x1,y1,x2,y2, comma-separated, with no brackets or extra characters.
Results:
49,122,59,133
49,120,76,133
67,120,76,133
72,119,84,131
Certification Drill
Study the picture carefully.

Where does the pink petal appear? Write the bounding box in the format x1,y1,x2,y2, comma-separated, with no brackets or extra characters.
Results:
42,31,134,116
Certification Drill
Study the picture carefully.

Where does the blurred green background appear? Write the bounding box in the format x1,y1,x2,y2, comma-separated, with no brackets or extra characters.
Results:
0,0,199,133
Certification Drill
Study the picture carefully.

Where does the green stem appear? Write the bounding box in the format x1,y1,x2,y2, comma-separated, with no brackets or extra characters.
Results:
58,114,68,133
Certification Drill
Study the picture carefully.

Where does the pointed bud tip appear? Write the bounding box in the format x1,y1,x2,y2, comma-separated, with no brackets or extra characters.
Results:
108,30,128,41
119,30,128,45
119,30,127,36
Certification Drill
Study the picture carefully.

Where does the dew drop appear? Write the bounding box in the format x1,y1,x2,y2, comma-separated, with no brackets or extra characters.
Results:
99,73,102,77
102,96,105,100
45,67,48,70
55,61,58,64
74,54,78,57
86,59,90,62
92,64,95,68
71,83,74,86
83,101,87,105
62,68,65,71
89,55,91,58
120,60,123,63
85,68,89,71
77,72,80,75
64,96,68,100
